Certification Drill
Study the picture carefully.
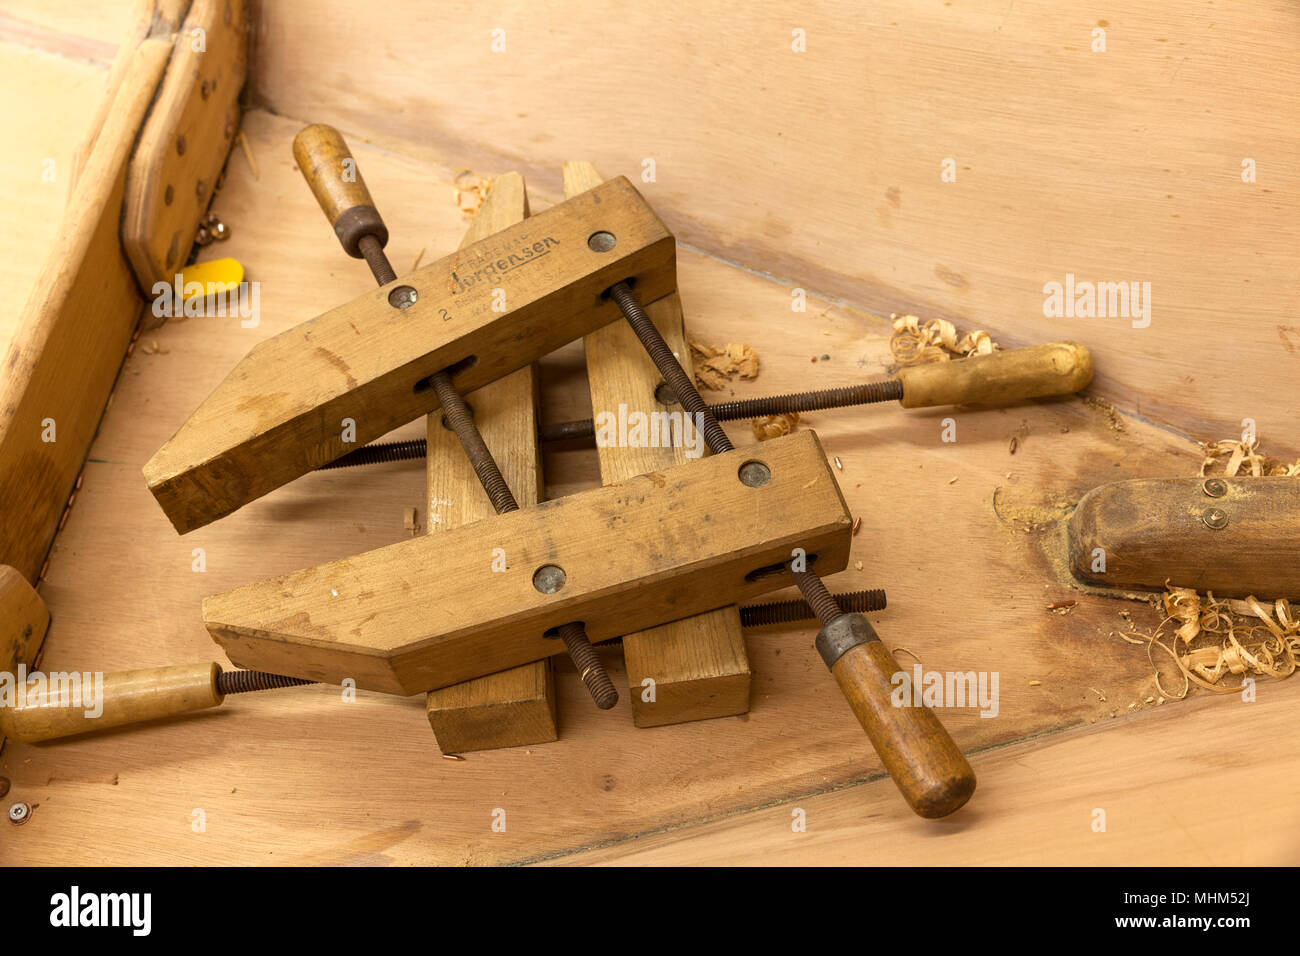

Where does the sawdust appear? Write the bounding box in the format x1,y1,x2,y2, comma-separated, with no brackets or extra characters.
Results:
888,314,999,365
752,412,799,441
1082,395,1126,432
690,341,759,390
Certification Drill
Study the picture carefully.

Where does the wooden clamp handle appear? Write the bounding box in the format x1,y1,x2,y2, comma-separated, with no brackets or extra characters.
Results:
0,662,223,743
897,341,1094,408
817,614,975,818
291,123,388,257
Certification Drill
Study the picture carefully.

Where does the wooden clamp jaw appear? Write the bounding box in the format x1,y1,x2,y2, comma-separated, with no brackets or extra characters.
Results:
144,177,676,533
202,431,853,695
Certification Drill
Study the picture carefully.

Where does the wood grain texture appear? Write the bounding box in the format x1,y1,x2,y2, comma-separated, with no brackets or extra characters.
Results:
554,675,1300,866
0,25,170,581
425,171,557,754
202,431,852,695
249,0,1300,459
1067,476,1300,599
564,160,750,729
4,110,1292,866
143,176,677,534
122,0,246,290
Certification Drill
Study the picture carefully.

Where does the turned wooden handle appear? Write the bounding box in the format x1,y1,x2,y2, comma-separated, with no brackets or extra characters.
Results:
817,614,975,818
291,123,387,256
898,341,1093,408
0,662,223,743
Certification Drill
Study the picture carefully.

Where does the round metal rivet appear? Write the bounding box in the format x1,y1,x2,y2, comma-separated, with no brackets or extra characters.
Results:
1202,478,1227,498
1202,507,1228,530
587,231,617,252
654,382,678,406
8,802,30,825
739,460,771,487
387,285,418,309
533,564,566,594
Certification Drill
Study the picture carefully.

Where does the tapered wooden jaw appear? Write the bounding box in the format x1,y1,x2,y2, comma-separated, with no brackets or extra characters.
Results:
201,432,854,696
143,177,676,534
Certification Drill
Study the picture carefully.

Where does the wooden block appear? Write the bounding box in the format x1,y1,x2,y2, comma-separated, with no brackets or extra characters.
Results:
122,0,248,292
425,171,557,753
202,431,853,695
564,161,750,729
144,176,677,534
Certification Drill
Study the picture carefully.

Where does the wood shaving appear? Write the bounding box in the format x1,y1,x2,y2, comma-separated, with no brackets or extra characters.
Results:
1199,436,1300,477
751,412,798,440
851,516,862,536
1009,436,1018,455
833,456,843,471
690,341,759,391
1115,586,1299,698
452,170,493,217
1028,680,1042,686
888,314,999,366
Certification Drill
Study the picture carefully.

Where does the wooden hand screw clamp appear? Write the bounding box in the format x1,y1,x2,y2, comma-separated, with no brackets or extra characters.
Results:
135,122,1109,818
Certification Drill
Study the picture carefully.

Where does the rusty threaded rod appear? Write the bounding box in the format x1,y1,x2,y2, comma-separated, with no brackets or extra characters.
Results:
216,669,316,695
608,282,735,455
740,588,886,627
789,568,845,628
318,379,907,468
557,622,619,709
427,370,519,513
358,234,397,285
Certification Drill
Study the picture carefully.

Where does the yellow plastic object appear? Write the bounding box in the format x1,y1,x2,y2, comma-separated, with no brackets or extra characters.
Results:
178,256,244,300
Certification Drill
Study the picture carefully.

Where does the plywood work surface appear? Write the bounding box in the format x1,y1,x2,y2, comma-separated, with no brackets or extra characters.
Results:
2,108,1296,866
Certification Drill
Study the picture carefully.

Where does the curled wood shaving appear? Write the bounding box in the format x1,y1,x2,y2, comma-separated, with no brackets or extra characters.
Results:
453,170,493,217
888,314,999,366
690,341,759,391
1199,436,1300,477
752,412,799,441
1116,587,1300,698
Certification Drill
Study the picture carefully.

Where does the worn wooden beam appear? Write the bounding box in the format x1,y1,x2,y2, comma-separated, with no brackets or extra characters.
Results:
144,177,677,534
202,431,852,695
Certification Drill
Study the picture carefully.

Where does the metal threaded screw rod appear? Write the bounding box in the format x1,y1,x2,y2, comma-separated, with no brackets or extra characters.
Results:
216,669,316,695
358,235,397,285
607,282,735,455
740,589,886,627
789,568,846,628
426,369,617,709
319,379,906,467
